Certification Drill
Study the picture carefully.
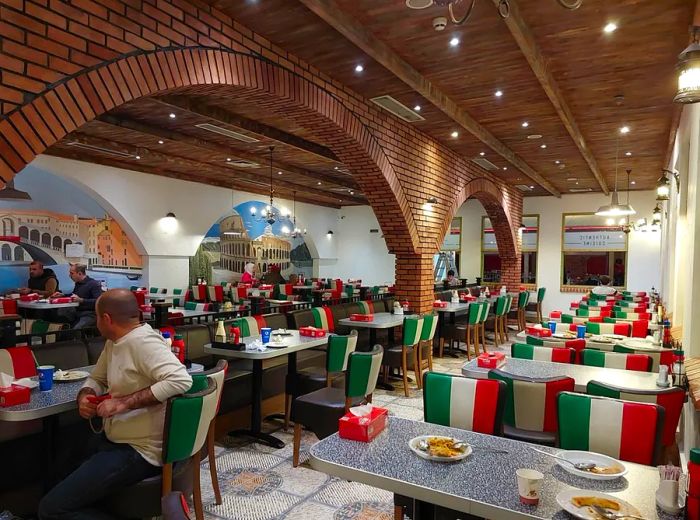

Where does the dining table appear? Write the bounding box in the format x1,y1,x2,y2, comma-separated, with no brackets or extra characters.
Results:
310,416,681,520
203,330,328,448
462,357,661,392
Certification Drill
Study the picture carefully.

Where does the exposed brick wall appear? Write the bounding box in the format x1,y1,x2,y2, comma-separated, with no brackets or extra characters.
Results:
0,0,523,312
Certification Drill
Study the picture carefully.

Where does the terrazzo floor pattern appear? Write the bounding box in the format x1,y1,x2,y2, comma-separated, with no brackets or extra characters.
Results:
200,339,511,520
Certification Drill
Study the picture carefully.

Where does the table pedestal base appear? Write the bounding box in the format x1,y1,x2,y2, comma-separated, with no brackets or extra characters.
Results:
226,429,285,449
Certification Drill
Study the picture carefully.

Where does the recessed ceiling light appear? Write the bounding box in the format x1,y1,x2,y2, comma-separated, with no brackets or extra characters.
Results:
540,144,547,149
631,181,636,185
278,171,283,175
158,140,164,144
625,151,632,156
355,64,364,72
555,160,560,164
317,181,322,185
451,131,459,138
575,181,579,185
226,158,231,162
449,37,460,47
334,166,339,170
479,152,485,156
135,155,141,160
350,191,354,195
494,90,503,97
168,113,176,119
529,185,534,189
503,167,507,170
522,121,529,128
414,105,421,111
527,134,543,140
603,22,617,34
620,126,630,134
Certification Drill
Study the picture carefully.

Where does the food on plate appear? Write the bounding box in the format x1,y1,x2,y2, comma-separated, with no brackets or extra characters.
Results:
571,496,620,511
589,464,624,475
426,437,466,458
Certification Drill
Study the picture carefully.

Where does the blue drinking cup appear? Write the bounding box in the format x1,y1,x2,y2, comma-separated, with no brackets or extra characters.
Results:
548,321,557,334
38,365,54,392
576,324,586,339
260,327,272,344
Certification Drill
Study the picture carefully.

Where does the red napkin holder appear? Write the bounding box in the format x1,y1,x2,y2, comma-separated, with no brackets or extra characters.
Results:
433,301,448,308
19,293,39,302
49,297,72,304
299,326,326,337
549,311,562,319
350,313,373,322
0,385,30,407
526,326,552,337
339,407,388,442
477,352,506,369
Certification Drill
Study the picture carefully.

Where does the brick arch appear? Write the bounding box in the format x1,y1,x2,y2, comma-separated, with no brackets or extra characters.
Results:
0,48,419,255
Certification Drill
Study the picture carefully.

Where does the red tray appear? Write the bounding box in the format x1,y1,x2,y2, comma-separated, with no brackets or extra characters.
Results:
339,407,388,442
349,313,374,322
526,326,552,337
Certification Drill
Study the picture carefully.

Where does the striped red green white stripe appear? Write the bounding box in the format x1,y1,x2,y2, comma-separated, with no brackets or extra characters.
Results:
234,315,267,337
586,322,630,336
357,301,374,314
190,285,207,301
423,372,500,434
581,349,651,372
512,343,573,363
346,347,383,398
184,302,211,311
326,333,358,373
0,347,37,379
311,307,334,332
207,285,224,303
557,392,660,465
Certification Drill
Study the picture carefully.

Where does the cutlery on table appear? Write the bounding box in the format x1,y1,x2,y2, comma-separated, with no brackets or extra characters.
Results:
529,447,596,471
590,504,646,520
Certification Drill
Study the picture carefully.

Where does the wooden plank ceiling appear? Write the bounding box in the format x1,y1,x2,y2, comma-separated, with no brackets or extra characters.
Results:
47,0,692,201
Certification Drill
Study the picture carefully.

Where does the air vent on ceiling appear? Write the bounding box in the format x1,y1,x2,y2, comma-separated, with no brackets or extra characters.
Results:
472,157,499,171
370,96,425,123
569,187,594,193
226,160,259,168
515,184,534,192
196,123,259,143
66,141,133,158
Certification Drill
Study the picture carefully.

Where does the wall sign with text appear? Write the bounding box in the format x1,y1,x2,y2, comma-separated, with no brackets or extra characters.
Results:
563,226,626,251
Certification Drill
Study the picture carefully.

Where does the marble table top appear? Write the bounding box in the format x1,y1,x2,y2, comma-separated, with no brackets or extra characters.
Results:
310,416,680,520
17,300,78,309
338,312,405,329
204,330,327,360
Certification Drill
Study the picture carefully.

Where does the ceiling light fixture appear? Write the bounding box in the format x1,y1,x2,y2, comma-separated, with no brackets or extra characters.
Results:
169,113,176,119
555,160,560,164
522,121,529,128
449,37,460,46
603,22,617,33
414,105,422,111
503,167,507,170
620,126,630,134
656,170,672,201
652,204,662,225
674,22,700,104
253,146,280,226
479,152,485,156
494,90,503,97
355,64,364,72
451,131,459,138
317,181,322,185
158,140,164,144
278,171,283,175
540,144,547,149
135,155,141,160
625,152,632,156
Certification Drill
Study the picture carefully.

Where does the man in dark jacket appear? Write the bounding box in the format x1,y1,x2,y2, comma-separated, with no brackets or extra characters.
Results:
18,261,59,297
52,263,103,329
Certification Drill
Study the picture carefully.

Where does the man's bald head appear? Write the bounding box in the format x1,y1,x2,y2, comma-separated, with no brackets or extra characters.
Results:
96,289,140,324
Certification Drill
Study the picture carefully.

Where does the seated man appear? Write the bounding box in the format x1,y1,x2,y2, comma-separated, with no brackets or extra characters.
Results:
51,263,102,329
38,289,193,519
591,274,617,296
15,260,59,297
443,269,460,287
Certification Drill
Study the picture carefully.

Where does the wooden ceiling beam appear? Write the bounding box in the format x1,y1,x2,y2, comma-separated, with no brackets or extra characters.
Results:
298,0,561,197
96,114,360,190
61,133,365,204
490,0,609,195
153,96,341,164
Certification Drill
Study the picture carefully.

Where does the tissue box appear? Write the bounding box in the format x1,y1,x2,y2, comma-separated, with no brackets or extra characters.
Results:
349,313,373,322
0,384,30,407
19,293,39,302
477,352,506,369
49,297,73,304
526,326,552,337
433,301,448,308
549,311,562,319
299,326,326,337
339,406,388,442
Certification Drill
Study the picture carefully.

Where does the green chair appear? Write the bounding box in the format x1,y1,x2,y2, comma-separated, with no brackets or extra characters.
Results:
456,301,487,360
477,301,492,353
292,345,383,466
526,288,546,323
508,291,530,331
416,314,438,387
284,330,358,430
511,343,575,364
487,295,509,347
383,316,424,397
172,288,185,308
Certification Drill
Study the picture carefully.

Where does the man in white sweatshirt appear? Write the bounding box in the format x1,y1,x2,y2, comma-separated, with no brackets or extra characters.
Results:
39,289,193,520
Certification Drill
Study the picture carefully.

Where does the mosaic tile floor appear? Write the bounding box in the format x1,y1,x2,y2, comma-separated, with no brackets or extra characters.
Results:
200,338,511,520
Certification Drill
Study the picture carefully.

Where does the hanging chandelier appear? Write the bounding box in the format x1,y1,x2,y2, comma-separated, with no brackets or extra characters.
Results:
289,191,306,238
250,146,279,226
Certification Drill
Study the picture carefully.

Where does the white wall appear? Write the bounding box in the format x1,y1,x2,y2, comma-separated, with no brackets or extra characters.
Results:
27,156,393,288
454,191,661,314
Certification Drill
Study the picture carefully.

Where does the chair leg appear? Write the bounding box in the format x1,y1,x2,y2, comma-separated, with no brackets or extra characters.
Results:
293,423,302,468
439,337,444,358
401,347,409,397
428,341,434,371
465,325,471,360
413,345,421,390
474,325,481,356
192,454,204,520
161,462,173,497
207,422,222,505
481,324,488,354
284,393,291,432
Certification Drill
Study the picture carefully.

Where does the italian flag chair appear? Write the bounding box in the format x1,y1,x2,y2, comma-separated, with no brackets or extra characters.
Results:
622,291,646,297
557,392,664,466
231,315,268,337
509,291,530,331
457,301,488,360
172,288,185,308
586,380,685,451
580,349,653,372
0,299,18,316
511,343,576,364
284,330,358,430
292,345,383,467
311,306,335,332
601,317,648,338
357,300,375,314
161,377,219,520
19,319,64,344
382,316,424,397
576,307,612,319
477,301,492,353
488,295,510,347
206,285,225,303
416,314,438,387
589,292,616,302
488,369,575,446
183,302,212,313
525,287,546,323
615,299,647,309
190,285,207,302
149,287,162,294
0,346,37,378
614,311,652,321
273,284,295,300
586,321,632,337
613,345,673,372
524,336,586,363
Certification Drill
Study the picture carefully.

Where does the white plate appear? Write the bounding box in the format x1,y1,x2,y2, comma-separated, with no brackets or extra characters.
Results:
590,335,615,344
53,370,90,382
556,488,640,519
555,450,627,480
553,333,575,340
603,334,626,341
408,435,472,462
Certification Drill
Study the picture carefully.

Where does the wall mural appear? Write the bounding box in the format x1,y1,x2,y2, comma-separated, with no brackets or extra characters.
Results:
0,166,142,293
190,200,314,285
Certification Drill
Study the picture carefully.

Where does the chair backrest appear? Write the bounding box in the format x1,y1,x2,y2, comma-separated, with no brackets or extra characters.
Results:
613,345,673,372
206,285,224,303
150,287,160,294
479,302,491,324
162,377,218,465
0,346,37,378
586,380,684,447
189,285,207,302
345,345,383,400
511,343,575,364
232,315,267,337
517,291,529,309
581,349,652,372
327,331,358,373
200,359,228,413
505,294,514,313
488,369,574,433
357,300,374,314
402,316,424,347
586,321,631,337
494,295,508,317
420,313,438,342
172,288,184,308
311,306,335,332
467,301,482,325
423,372,507,435
557,391,664,466
537,287,546,304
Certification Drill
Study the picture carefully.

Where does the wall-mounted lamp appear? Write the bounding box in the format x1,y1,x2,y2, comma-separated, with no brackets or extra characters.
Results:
160,212,178,233
656,171,671,201
651,204,662,225
674,26,700,104
424,196,438,212
327,230,334,237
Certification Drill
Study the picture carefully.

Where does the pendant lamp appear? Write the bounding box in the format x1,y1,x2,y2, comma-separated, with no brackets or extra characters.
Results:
596,118,635,217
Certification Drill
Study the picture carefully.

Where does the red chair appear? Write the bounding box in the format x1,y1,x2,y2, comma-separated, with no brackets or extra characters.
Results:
0,347,37,378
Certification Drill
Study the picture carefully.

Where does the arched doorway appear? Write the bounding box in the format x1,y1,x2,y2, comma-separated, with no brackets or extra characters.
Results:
2,218,14,235
52,236,62,250
29,229,39,243
1,244,11,261
41,233,51,247
13,247,24,261
18,226,28,240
